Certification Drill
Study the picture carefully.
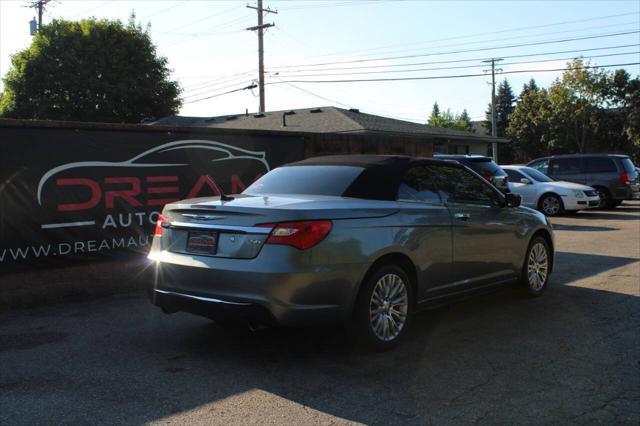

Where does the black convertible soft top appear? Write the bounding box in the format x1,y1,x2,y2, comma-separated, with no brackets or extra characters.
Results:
286,155,464,201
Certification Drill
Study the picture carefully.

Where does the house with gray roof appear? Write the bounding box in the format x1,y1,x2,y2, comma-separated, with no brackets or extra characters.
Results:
151,106,508,159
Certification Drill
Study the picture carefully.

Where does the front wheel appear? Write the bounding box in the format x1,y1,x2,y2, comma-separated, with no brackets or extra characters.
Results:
349,264,413,351
538,194,564,216
521,236,551,297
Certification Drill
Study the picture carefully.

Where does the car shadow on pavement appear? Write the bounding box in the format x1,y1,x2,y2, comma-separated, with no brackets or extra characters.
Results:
573,211,640,221
124,251,638,424
1,251,638,425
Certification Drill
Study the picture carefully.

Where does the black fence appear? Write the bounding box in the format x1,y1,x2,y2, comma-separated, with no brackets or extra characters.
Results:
0,120,309,274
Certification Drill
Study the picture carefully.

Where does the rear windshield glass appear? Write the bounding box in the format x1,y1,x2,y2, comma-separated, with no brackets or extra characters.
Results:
464,159,507,177
621,158,636,173
522,167,554,182
243,165,364,196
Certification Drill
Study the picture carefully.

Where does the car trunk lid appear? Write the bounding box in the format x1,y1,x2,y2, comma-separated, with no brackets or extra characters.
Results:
158,194,397,259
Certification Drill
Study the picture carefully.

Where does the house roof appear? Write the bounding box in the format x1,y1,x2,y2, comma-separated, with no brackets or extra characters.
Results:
151,107,508,143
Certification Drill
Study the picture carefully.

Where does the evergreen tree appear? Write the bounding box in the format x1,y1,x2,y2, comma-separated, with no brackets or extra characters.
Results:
427,102,441,125
520,78,539,97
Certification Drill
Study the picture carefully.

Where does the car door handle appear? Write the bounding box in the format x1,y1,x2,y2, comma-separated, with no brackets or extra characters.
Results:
454,212,470,221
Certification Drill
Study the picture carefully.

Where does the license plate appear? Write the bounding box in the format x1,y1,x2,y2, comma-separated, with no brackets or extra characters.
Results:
186,232,218,255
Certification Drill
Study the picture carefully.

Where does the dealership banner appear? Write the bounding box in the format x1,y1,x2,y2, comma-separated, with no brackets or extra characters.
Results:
0,124,304,273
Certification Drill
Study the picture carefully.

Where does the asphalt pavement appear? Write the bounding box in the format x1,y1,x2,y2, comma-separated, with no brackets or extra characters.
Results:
1,202,639,425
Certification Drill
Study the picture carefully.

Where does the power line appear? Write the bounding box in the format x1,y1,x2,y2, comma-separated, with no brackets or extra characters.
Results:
268,30,640,69
302,12,639,61
269,50,639,78
328,21,639,63
265,62,640,85
266,43,639,73
182,79,257,100
143,0,191,20
183,83,258,104
158,5,241,35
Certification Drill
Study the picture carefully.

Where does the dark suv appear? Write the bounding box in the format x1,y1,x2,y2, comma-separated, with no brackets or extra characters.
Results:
434,155,509,193
527,154,640,208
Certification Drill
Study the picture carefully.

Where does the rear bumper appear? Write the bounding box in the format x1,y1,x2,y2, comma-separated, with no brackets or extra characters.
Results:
147,248,366,326
613,184,640,201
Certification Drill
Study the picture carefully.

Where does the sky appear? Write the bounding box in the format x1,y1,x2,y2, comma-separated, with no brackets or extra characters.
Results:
0,0,638,123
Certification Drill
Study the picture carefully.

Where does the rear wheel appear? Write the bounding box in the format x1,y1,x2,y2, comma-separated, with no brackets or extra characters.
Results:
538,193,564,216
349,264,413,351
521,236,551,297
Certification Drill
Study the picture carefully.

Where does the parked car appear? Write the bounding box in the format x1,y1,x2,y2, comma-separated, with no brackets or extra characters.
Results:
503,166,599,216
433,154,509,193
527,154,640,208
148,155,554,350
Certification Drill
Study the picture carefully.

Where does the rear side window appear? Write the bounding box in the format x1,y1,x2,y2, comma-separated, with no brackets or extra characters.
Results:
244,165,363,196
397,165,442,203
550,158,582,175
585,157,617,173
620,157,636,173
432,165,501,206
504,169,526,182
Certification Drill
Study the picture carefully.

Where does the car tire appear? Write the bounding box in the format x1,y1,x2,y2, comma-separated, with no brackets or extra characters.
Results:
594,187,613,209
538,193,564,216
348,264,413,351
608,200,623,209
521,236,551,297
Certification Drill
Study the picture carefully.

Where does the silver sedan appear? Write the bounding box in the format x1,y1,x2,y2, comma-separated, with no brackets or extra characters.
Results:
503,165,600,216
148,155,554,350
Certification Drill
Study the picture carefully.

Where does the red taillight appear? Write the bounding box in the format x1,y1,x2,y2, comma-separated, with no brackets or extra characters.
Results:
620,172,630,185
258,220,332,250
154,214,169,237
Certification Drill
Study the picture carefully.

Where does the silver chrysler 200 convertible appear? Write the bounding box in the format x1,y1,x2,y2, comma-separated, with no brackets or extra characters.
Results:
148,155,554,349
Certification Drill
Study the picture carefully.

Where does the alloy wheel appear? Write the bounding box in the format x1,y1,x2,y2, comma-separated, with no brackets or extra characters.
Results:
527,242,549,291
541,196,560,216
369,273,408,342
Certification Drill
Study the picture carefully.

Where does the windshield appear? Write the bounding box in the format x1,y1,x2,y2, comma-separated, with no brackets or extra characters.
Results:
244,165,364,196
522,167,554,182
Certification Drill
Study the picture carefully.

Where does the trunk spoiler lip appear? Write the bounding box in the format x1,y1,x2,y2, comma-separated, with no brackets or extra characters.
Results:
166,222,272,234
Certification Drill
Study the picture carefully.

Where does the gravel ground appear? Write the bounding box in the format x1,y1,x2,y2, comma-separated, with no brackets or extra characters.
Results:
1,202,638,425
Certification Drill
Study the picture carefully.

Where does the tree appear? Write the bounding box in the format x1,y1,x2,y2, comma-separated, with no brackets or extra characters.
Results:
520,78,539,98
483,79,515,137
483,79,516,162
506,60,639,163
454,109,473,132
428,102,441,125
428,102,473,131
0,16,180,123
506,88,553,163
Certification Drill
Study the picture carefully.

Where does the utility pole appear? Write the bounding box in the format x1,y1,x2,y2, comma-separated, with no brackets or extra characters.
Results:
483,58,503,163
29,0,51,34
246,1,276,113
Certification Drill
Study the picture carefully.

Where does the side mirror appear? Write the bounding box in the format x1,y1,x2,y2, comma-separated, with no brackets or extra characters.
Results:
505,192,522,208
520,178,531,185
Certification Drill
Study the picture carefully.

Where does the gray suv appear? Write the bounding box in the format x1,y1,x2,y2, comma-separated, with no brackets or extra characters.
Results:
527,154,639,208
